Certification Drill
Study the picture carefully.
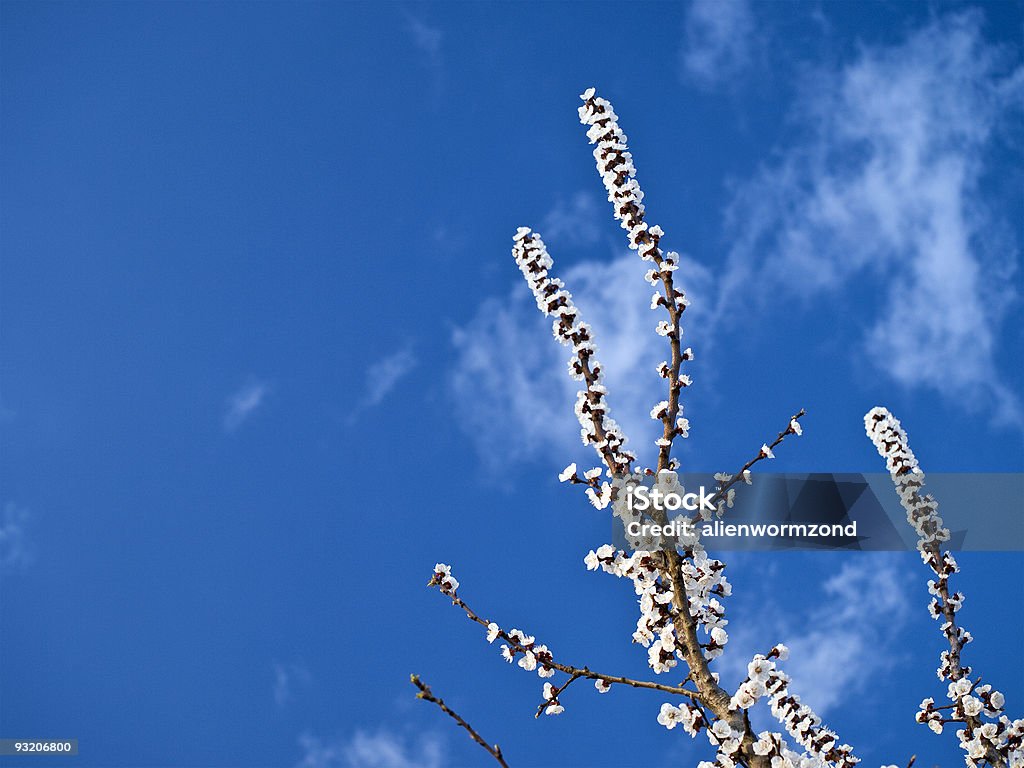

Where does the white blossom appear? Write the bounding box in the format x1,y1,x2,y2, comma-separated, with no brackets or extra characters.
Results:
431,563,459,594
657,703,685,730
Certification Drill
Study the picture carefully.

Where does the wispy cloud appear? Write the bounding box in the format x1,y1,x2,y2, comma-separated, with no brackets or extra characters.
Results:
273,660,312,708
406,16,442,69
719,553,913,717
716,11,1023,423
680,0,755,88
452,12,1022,472
0,502,32,570
405,15,444,102
358,347,416,412
541,192,602,247
224,380,270,432
450,251,711,471
295,729,443,768
779,556,912,714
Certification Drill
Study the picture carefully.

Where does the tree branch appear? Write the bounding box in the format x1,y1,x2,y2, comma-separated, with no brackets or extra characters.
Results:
410,674,510,768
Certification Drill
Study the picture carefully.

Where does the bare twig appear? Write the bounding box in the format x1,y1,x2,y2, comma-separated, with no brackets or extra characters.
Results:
410,674,510,768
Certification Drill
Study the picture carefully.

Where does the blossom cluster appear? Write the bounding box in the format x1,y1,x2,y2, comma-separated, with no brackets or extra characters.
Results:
661,667,854,768
864,408,950,551
660,705,853,768
428,563,459,595
609,469,706,553
496,626,556,681
584,544,681,673
512,228,635,476
723,647,859,767
678,552,732,662
657,700,706,735
541,682,565,715
584,533,733,672
558,462,615,509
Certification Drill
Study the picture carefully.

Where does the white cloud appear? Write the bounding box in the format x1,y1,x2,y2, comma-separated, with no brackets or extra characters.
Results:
780,555,912,714
681,0,755,88
224,380,269,432
0,503,32,570
359,347,416,411
717,11,1023,423
273,661,311,708
296,729,443,768
450,13,1022,472
542,192,602,247
720,554,912,717
406,16,442,68
450,250,711,471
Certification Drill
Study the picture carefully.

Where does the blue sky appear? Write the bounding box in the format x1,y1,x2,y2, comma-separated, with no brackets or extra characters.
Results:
2,2,1022,767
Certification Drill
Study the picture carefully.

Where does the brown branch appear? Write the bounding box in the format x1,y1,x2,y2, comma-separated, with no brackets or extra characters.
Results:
410,674,510,768
656,409,807,768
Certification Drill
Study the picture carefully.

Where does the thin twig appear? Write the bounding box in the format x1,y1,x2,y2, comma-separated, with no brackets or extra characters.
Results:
410,674,510,768
535,671,584,718
708,409,806,510
437,588,705,705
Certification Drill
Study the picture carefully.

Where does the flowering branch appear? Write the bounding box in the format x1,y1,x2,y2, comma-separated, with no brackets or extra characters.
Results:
513,228,634,479
420,89,1019,768
537,673,584,718
428,563,705,714
578,87,691,469
865,408,1020,767
570,89,820,766
710,409,806,514
653,416,810,766
410,674,510,768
